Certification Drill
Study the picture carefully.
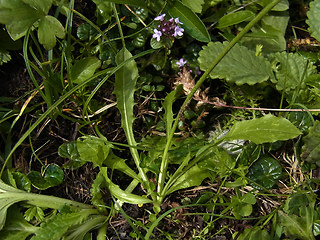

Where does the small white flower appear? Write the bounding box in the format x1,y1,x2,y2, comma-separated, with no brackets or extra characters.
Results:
173,26,184,37
152,29,162,41
154,13,166,21
176,58,187,68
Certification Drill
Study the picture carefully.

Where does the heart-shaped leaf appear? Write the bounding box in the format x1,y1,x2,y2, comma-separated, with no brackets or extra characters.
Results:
0,0,52,40
27,164,64,190
247,155,282,189
38,15,65,50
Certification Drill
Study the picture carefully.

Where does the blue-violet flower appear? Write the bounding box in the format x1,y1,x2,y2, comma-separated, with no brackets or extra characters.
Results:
152,14,184,42
152,29,162,42
176,58,187,68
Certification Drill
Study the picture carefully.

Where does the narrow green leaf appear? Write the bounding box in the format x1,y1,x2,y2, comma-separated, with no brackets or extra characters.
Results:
217,10,254,28
38,15,65,50
104,152,140,181
224,114,302,144
166,165,210,195
198,42,275,85
163,85,183,140
101,167,152,204
97,0,147,8
70,57,101,84
167,0,210,42
114,48,138,142
307,0,320,42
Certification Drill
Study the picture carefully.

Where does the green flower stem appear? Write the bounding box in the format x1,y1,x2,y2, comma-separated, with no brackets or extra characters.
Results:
112,3,126,49
156,0,283,202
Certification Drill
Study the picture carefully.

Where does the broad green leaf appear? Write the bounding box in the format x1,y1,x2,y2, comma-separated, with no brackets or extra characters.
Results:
12,171,31,192
306,0,320,42
231,192,257,219
167,0,210,42
38,15,65,50
241,12,289,53
163,85,183,139
27,164,64,190
104,152,140,181
278,206,315,240
198,146,235,177
257,0,289,11
301,121,320,166
77,23,98,41
182,0,204,13
242,192,256,205
0,0,50,40
101,167,152,204
70,57,101,84
24,206,44,221
247,155,282,189
62,215,106,240
237,228,272,240
1,205,38,240
31,211,89,240
114,48,138,142
97,0,147,7
270,52,316,92
92,0,112,25
166,165,211,195
198,42,275,85
76,136,111,168
0,183,25,231
224,114,302,144
217,10,254,28
58,141,84,169
90,172,105,208
22,0,53,14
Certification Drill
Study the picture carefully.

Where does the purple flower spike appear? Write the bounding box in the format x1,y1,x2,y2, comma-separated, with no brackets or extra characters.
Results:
173,26,184,37
176,58,187,68
154,13,166,21
152,29,162,41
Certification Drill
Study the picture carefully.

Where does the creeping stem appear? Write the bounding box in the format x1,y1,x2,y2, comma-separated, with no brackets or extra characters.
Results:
156,0,283,201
